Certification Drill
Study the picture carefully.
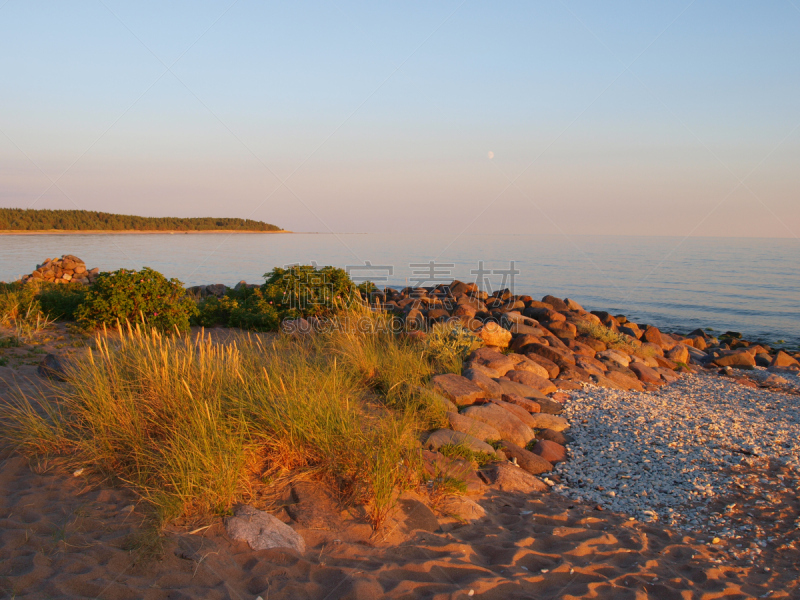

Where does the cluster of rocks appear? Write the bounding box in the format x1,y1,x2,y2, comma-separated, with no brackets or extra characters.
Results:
378,281,799,502
186,281,257,298
19,255,99,285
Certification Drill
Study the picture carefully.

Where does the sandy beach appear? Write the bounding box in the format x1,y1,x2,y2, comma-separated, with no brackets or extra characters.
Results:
2,325,798,599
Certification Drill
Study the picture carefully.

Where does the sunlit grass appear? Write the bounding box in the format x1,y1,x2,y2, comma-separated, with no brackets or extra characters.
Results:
0,308,458,530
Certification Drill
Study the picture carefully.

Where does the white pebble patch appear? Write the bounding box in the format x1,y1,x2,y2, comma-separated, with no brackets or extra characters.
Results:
554,370,800,530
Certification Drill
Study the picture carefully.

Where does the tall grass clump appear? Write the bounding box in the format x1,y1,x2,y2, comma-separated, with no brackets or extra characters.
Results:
575,320,642,354
422,321,482,374
0,308,446,529
0,282,55,340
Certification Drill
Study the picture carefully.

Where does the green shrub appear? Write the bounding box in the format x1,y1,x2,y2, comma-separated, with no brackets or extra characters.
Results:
423,322,482,374
76,267,197,332
192,288,280,331
36,283,88,321
262,265,359,320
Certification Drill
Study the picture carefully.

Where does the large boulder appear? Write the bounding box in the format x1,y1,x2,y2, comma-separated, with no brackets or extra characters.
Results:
438,495,486,521
500,393,541,413
476,322,512,348
524,343,576,368
462,368,504,398
771,351,800,369
666,344,690,364
480,463,548,493
467,347,516,376
529,439,567,464
489,399,538,429
497,440,552,475
493,377,548,400
629,362,665,385
431,374,484,406
461,403,535,447
446,411,502,442
510,354,551,379
226,505,306,553
503,370,557,395
425,429,498,456
527,412,569,432
713,351,756,369
522,352,560,379
38,354,67,381
604,370,645,391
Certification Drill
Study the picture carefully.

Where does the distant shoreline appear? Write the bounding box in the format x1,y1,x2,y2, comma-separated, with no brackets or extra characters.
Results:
0,229,292,235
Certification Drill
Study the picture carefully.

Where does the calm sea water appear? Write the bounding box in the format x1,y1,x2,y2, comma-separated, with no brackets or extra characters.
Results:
2,233,798,346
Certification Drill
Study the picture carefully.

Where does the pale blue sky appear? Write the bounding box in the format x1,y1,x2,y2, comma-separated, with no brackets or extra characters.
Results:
1,1,798,236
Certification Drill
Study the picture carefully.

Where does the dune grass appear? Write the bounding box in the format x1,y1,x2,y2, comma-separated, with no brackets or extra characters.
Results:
0,309,452,530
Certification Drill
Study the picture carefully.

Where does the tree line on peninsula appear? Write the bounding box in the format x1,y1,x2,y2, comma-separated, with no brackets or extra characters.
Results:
0,208,282,232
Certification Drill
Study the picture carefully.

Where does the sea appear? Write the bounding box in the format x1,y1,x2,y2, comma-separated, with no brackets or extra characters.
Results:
2,233,798,347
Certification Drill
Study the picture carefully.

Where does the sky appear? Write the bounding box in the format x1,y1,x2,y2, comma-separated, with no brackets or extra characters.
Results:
1,1,799,237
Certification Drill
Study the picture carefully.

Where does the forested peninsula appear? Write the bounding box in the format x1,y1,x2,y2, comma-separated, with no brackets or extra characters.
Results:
0,208,284,233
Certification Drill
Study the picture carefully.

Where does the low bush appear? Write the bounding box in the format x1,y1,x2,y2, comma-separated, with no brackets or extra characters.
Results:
423,322,482,374
192,265,369,332
36,283,88,321
575,321,641,354
76,267,198,332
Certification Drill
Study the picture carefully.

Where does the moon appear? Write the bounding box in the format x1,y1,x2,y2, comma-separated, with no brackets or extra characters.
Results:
487,151,494,159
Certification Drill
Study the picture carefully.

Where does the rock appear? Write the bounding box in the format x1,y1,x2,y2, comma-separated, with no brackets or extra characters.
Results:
438,496,486,521
535,397,565,415
576,335,607,352
597,349,631,368
467,347,516,376
37,353,67,381
480,463,548,493
522,352,560,379
489,399,538,429
286,482,342,530
666,344,690,364
524,306,566,322
545,321,577,339
431,374,484,406
530,440,567,463
446,411,502,442
604,369,645,391
493,377,547,400
524,343,576,368
510,354,551,379
206,283,227,298
713,351,756,369
397,498,440,533
563,339,596,358
564,298,584,311
541,295,569,311
462,368,503,398
527,412,569,432
575,357,605,378
553,379,583,391
461,403,535,447
503,370,557,395
557,366,592,383
500,393,541,413
498,440,553,474
590,374,626,390
771,351,800,369
424,429,498,456
629,363,665,385
653,355,678,370
226,505,306,553
476,322,512,348
536,428,570,445
422,450,485,495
